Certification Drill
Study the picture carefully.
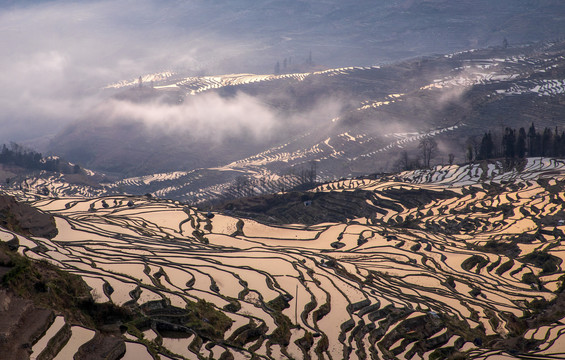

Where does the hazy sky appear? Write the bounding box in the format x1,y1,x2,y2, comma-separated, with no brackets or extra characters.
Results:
1,0,352,146
0,0,263,143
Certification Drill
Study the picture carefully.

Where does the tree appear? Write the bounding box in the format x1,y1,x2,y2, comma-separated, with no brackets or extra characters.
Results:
502,127,515,160
542,127,553,156
448,153,455,165
478,132,494,160
398,150,410,171
466,135,481,162
308,160,317,184
418,137,437,168
466,144,474,163
396,150,420,171
553,127,561,157
503,37,509,49
516,127,527,158
528,123,537,156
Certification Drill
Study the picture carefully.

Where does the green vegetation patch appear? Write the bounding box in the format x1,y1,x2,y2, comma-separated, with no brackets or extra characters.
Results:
0,242,130,328
266,294,297,346
461,255,489,273
215,190,395,225
520,251,561,274
186,299,233,339
138,299,233,341
473,240,521,258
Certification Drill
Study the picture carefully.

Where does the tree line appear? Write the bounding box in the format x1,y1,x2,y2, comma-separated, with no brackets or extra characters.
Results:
468,123,565,162
396,137,442,171
396,123,565,172
274,51,314,75
219,161,318,201
0,143,81,174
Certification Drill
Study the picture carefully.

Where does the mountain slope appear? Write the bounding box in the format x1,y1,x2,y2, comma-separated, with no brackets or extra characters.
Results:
3,157,565,358
42,40,565,203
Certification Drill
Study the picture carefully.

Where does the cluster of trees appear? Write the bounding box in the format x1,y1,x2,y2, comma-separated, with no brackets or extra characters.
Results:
397,137,443,171
274,51,314,75
291,160,317,188
397,123,565,172
469,123,565,162
0,143,81,174
274,57,293,75
222,161,318,200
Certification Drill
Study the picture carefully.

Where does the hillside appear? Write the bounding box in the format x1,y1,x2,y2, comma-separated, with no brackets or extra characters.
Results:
0,196,128,360
2,157,565,358
34,40,565,204
7,0,565,148
6,2,565,359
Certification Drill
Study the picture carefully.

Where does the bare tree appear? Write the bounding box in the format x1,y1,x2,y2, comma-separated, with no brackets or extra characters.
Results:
308,160,317,184
398,150,410,171
466,135,481,162
448,153,455,165
418,137,437,168
395,150,420,171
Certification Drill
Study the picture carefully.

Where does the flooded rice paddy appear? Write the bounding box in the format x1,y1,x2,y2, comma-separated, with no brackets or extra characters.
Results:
12,159,565,359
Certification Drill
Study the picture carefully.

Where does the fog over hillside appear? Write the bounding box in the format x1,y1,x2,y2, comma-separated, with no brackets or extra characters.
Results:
2,0,565,146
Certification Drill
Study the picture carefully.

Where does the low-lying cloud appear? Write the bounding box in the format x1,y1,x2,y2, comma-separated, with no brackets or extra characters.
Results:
4,0,557,148
87,89,347,146
98,93,279,142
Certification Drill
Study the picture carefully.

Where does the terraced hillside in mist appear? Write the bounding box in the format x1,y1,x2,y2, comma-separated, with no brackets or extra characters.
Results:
41,40,565,204
2,157,565,359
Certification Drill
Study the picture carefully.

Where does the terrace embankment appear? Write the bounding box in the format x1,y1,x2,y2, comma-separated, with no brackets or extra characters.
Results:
0,289,54,360
0,242,128,360
0,204,128,360
215,187,457,225
6,159,565,358
0,194,57,239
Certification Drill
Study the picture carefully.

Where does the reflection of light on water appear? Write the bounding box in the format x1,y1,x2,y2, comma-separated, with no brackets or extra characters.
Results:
30,316,65,359
53,326,95,360
12,158,565,358
161,336,194,359
121,342,153,360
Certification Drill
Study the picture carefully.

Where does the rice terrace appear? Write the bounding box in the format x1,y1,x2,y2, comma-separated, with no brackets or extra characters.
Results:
1,158,565,359
3,1,565,359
